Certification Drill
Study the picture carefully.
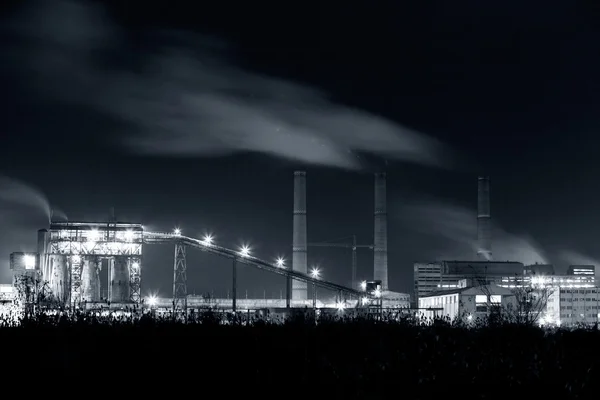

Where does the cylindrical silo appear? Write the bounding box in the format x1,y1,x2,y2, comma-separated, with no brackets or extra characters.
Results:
292,171,308,301
49,254,68,304
374,172,388,290
37,229,49,282
477,176,492,261
81,256,101,302
110,256,130,303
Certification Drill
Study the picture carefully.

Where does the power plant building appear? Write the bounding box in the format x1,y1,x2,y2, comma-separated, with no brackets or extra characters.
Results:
14,222,145,307
413,260,527,301
546,287,600,326
417,283,517,321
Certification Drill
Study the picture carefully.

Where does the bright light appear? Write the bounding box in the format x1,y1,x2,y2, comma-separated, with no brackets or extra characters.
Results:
23,255,36,270
88,229,100,242
310,267,320,279
360,280,367,290
239,245,250,257
131,262,140,270
124,230,134,241
361,296,369,305
203,234,214,246
276,257,285,268
467,314,473,321
374,288,381,298
147,295,157,307
336,302,345,310
71,254,81,263
173,228,181,236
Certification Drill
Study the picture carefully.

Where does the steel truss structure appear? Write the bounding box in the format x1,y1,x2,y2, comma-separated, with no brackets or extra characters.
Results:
45,222,144,306
173,243,187,312
36,222,367,310
144,231,366,302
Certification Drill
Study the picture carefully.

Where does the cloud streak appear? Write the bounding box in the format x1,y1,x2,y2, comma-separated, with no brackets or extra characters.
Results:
4,0,453,170
397,199,547,265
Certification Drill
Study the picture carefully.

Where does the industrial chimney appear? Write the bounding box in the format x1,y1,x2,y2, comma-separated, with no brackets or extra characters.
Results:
374,172,388,290
292,171,308,300
477,176,492,261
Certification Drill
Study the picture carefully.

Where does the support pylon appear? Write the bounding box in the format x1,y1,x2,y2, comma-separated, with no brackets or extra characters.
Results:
173,242,187,314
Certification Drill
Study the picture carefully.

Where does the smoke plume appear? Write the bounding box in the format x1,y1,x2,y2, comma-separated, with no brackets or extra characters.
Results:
3,0,452,170
0,175,51,221
0,176,55,282
397,199,547,264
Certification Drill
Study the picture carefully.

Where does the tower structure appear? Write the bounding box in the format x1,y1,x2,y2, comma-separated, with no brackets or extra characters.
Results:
292,171,308,301
477,176,492,261
374,172,388,290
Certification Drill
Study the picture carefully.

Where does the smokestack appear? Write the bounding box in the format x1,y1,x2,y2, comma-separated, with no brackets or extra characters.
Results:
292,171,307,301
374,172,388,290
477,176,492,260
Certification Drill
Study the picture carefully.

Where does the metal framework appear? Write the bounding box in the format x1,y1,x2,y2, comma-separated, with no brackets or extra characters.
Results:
45,222,145,307
173,242,187,313
34,223,368,311
70,256,82,306
129,256,142,304
145,231,366,298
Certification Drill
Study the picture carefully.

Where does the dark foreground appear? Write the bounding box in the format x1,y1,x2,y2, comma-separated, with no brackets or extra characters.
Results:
2,315,599,399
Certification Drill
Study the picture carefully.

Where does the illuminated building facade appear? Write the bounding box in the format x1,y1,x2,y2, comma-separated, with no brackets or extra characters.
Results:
417,283,517,321
38,222,143,306
413,261,527,302
545,287,600,326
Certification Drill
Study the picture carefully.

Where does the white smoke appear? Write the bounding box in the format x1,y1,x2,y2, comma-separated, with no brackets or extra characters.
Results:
0,175,52,220
0,176,57,282
398,199,547,264
3,0,452,170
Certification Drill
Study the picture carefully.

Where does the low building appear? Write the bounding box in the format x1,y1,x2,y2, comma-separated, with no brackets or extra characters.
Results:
417,283,516,321
545,287,600,326
0,284,15,302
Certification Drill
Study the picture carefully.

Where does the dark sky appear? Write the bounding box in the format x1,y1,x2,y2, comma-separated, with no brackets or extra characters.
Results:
1,0,600,296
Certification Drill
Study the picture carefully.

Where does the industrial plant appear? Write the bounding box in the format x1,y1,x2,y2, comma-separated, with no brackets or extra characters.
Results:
1,171,411,317
414,177,599,327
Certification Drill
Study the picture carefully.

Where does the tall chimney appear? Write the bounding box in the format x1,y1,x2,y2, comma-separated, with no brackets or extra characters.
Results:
374,172,388,290
292,171,308,300
477,176,492,260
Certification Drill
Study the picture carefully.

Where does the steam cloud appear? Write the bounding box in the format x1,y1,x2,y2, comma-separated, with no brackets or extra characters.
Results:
0,176,56,282
398,199,547,265
0,175,52,220
4,0,451,170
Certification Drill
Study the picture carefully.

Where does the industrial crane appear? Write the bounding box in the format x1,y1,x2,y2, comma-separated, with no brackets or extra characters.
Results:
307,235,374,290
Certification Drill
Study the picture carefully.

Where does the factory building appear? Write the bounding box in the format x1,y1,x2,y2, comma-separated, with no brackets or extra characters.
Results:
545,287,600,326
418,282,517,321
413,260,526,302
9,222,144,308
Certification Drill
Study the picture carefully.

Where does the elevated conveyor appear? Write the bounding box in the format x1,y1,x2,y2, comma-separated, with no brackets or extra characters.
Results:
143,231,364,297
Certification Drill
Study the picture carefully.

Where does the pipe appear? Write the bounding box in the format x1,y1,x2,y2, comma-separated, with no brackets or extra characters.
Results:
477,176,492,260
292,171,308,301
374,172,388,290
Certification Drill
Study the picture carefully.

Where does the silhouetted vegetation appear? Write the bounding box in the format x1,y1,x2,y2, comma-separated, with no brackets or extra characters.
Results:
1,311,598,399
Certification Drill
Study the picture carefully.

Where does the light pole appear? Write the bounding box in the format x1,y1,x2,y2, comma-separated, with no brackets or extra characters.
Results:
310,267,320,310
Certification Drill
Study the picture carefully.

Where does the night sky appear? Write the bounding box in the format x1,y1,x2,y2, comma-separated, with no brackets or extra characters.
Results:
1,1,600,296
